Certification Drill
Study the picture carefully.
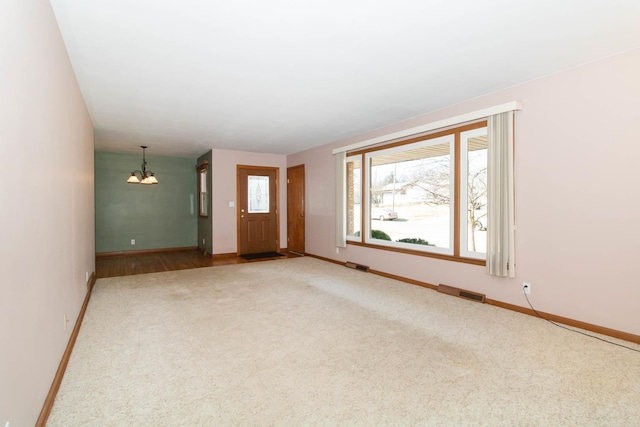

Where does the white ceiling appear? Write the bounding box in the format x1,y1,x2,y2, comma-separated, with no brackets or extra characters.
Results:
50,0,640,158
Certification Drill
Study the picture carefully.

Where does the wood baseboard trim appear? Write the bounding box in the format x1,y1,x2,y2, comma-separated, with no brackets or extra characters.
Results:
87,271,96,292
282,247,305,256
486,299,640,345
305,253,342,265
96,246,198,257
306,252,639,345
306,253,438,290
369,269,438,291
36,271,96,426
211,252,241,259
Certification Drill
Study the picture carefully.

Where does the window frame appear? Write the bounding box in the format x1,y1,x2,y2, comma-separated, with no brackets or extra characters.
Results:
197,162,208,218
346,121,488,266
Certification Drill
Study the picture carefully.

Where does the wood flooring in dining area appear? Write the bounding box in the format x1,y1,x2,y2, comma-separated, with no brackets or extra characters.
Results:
96,249,301,278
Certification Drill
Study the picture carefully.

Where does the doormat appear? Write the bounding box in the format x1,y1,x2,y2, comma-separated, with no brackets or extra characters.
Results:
240,252,285,261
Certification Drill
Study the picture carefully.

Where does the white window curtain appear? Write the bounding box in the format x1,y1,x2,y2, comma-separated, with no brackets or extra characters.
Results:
335,151,347,248
486,111,515,277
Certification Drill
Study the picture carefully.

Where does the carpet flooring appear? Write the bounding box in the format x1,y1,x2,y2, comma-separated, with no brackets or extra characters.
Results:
47,257,640,426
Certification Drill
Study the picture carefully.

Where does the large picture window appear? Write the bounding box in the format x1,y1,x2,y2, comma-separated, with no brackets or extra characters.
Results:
347,122,488,263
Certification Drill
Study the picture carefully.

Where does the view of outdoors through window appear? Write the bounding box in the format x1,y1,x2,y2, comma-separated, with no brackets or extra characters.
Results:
368,136,453,252
461,128,488,256
347,124,488,259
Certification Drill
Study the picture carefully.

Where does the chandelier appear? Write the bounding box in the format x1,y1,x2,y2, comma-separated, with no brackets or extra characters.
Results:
126,146,158,184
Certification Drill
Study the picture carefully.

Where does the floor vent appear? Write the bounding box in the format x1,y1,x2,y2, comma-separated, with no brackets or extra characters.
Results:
438,284,486,303
345,261,370,272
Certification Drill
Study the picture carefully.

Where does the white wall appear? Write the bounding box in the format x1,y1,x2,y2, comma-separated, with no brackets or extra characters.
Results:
0,1,95,425
288,48,640,337
211,149,287,254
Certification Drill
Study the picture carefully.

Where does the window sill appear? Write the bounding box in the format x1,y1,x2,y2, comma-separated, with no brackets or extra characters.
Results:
346,240,486,266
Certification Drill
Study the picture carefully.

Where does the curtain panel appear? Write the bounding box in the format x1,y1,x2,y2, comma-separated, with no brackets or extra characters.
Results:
486,111,515,277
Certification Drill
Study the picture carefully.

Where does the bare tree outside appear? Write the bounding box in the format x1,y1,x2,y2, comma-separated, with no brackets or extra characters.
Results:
369,146,487,251
405,156,450,206
467,159,487,252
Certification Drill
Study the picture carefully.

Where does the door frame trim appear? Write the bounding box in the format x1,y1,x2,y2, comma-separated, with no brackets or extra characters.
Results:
287,164,305,254
236,165,280,256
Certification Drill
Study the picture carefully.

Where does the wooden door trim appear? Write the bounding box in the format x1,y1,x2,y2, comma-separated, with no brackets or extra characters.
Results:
287,164,305,254
236,165,280,255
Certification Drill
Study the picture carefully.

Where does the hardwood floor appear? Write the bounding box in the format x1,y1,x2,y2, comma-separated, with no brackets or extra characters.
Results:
96,249,301,279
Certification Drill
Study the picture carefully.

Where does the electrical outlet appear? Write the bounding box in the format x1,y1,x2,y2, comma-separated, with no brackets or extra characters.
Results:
202,238,205,245
523,282,531,294
336,247,340,254
85,271,89,282
131,239,135,245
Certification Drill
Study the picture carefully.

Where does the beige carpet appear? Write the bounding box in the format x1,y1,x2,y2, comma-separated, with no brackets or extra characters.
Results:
47,257,640,426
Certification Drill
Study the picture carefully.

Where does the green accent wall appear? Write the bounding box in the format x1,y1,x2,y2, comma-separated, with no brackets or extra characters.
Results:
95,151,197,253
197,150,213,254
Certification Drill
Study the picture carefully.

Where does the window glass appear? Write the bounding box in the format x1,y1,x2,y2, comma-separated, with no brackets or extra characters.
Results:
198,165,208,217
365,135,454,255
248,175,269,213
461,128,488,258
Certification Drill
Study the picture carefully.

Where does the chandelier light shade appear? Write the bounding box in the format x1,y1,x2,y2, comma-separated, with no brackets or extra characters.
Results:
127,145,158,185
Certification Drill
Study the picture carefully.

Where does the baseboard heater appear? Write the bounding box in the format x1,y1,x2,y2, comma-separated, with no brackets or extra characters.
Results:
345,261,370,272
438,284,486,303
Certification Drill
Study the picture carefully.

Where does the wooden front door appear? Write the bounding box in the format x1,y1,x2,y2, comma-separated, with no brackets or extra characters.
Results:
237,165,279,255
287,165,305,254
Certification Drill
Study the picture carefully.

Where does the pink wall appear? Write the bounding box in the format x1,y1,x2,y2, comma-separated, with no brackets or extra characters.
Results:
211,149,287,254
0,1,95,425
288,48,640,337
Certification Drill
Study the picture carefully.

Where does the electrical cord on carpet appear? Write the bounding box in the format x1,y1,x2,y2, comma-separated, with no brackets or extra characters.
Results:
522,285,640,353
